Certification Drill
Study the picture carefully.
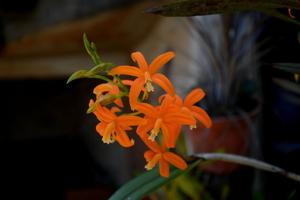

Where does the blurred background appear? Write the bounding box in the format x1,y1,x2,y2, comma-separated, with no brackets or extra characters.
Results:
0,0,299,199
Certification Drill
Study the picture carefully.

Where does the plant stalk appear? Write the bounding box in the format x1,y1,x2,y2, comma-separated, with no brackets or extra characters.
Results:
194,153,300,183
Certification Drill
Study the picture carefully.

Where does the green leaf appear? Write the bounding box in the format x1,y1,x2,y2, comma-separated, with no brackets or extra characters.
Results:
66,70,89,84
109,160,200,200
66,69,111,84
89,62,114,74
83,33,101,65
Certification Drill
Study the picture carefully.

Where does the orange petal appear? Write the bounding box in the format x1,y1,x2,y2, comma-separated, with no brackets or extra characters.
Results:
93,104,115,123
111,106,121,113
114,98,124,108
93,83,112,95
109,66,142,77
145,154,161,170
115,126,134,148
96,122,106,136
135,103,157,117
152,73,175,96
159,94,174,113
149,51,175,74
165,124,181,148
164,113,196,126
144,150,155,162
184,88,205,107
117,115,144,127
129,78,144,110
136,119,155,136
110,84,120,95
161,123,173,148
139,133,161,153
174,95,183,106
163,152,187,170
190,106,212,128
159,159,170,177
131,52,148,72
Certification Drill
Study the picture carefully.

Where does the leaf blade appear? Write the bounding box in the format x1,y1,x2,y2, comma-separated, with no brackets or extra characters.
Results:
109,160,200,200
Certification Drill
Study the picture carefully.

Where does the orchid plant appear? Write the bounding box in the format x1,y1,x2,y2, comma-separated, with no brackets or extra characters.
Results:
69,34,212,178
67,35,300,199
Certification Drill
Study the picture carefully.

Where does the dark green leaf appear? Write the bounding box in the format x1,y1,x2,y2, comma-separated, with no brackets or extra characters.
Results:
109,160,200,200
272,63,300,73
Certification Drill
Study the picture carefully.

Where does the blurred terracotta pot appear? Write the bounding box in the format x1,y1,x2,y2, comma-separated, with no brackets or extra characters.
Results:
186,106,260,175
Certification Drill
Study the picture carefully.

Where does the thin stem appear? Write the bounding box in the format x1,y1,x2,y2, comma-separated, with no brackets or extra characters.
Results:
193,153,300,183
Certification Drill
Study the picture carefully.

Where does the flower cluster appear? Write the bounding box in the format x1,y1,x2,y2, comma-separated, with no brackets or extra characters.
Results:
89,51,212,177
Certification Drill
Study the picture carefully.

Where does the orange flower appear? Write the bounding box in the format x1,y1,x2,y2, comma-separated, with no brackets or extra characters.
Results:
93,81,123,107
90,100,143,147
140,134,187,177
136,95,196,148
109,51,175,109
175,88,212,128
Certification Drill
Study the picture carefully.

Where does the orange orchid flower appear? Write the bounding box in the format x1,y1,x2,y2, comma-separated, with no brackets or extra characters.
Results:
93,81,123,107
174,88,212,128
90,100,143,147
140,134,187,177
109,51,176,109
136,95,196,148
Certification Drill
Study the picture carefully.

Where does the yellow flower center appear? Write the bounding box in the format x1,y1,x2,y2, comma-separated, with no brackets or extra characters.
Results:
189,124,197,130
149,118,162,141
144,71,154,92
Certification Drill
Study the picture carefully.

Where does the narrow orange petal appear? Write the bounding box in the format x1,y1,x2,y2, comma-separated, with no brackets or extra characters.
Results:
163,152,187,170
96,122,106,136
149,51,175,74
184,88,205,107
164,113,196,126
159,159,170,177
122,79,133,86
93,83,112,95
129,78,144,110
131,52,148,72
102,122,115,144
135,103,157,117
176,96,184,106
110,84,120,95
115,126,134,148
164,124,181,148
136,119,155,136
161,123,173,148
145,154,161,170
139,133,161,153
159,94,174,113
117,115,144,127
92,103,115,123
97,105,116,121
114,98,124,108
109,66,142,77
110,106,121,113
152,73,175,96
144,150,155,162
190,106,212,128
